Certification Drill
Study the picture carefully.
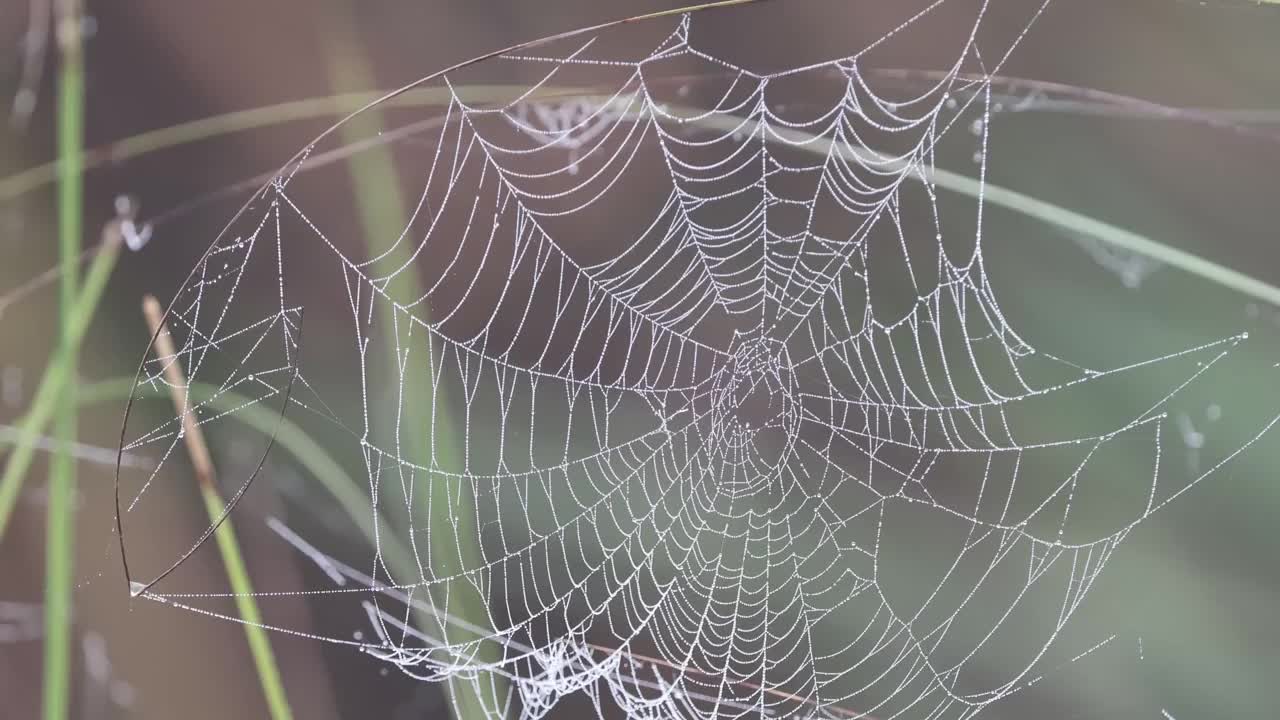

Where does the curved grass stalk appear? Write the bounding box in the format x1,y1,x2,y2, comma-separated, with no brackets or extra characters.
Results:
693,112,1280,308
3,94,1278,315
0,89,447,202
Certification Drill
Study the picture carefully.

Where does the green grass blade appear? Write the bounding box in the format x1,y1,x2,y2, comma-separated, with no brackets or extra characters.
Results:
0,231,122,540
5,84,1278,311
0,87,559,204
43,4,86,719
317,6,506,716
10,376,426,720
8,374,494,712
200,484,294,720
933,168,1280,308
182,390,416,577
5,376,417,591
1,93,377,202
690,110,1280,308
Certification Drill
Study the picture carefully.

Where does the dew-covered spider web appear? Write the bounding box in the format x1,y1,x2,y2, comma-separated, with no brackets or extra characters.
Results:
115,2,1274,718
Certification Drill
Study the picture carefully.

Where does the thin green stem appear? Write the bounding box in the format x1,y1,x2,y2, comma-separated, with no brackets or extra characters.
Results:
44,2,84,719
140,295,293,720
0,86,564,204
1,92,379,201
4,376,417,595
0,229,122,540
5,85,1278,309
187,392,416,577
689,108,1280,308
201,485,294,720
317,6,506,717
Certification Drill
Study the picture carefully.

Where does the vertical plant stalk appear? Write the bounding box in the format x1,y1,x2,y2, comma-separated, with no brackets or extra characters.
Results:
43,2,83,718
140,295,294,720
316,7,507,719
0,224,121,540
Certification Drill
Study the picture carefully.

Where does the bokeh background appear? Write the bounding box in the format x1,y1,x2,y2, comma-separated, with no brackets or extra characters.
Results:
1,1,1279,718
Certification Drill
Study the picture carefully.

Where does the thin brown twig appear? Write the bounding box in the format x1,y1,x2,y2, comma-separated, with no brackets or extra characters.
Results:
137,295,295,719
140,294,215,490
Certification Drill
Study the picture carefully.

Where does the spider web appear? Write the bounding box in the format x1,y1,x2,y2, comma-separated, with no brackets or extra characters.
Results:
115,2,1269,718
